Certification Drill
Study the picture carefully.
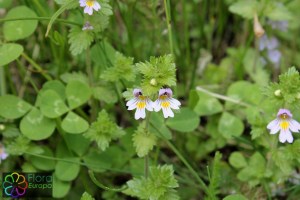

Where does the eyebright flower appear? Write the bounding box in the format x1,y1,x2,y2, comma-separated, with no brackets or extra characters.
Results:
154,88,181,118
82,21,94,31
79,0,101,15
126,89,153,120
0,144,8,163
267,109,300,143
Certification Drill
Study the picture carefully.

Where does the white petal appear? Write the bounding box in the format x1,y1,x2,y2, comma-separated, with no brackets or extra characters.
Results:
146,99,153,111
289,119,300,132
79,0,86,7
1,152,8,160
162,108,174,118
126,98,137,107
279,129,293,143
270,124,280,134
135,108,146,120
167,108,174,118
267,119,278,130
169,98,180,110
93,2,101,10
154,99,161,112
84,6,93,15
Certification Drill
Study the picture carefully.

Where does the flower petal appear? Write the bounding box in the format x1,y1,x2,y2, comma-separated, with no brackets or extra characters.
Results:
84,6,93,15
162,107,174,118
135,108,146,120
79,0,86,7
93,1,101,10
146,99,153,111
289,119,300,132
267,119,278,129
279,129,293,143
153,99,161,112
169,98,181,109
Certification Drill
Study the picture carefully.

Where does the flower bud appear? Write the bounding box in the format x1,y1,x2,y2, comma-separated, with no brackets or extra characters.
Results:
150,78,157,86
274,89,281,97
297,93,300,99
253,13,265,38
0,124,5,131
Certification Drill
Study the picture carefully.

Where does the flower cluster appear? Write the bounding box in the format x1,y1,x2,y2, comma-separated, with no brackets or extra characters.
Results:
259,35,281,67
79,0,101,15
126,88,181,120
267,109,300,143
0,144,8,164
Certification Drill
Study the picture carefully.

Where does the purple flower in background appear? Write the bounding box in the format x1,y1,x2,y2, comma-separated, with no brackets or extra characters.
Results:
268,49,281,65
0,144,8,164
267,109,300,143
268,20,288,32
82,21,94,31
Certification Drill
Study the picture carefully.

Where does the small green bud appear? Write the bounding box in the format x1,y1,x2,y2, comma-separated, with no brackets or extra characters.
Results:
0,124,5,131
274,89,281,97
297,93,300,99
150,78,157,86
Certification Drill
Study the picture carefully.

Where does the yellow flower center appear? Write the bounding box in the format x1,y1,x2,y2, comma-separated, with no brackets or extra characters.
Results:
137,101,146,109
160,95,168,100
86,0,95,7
280,121,289,130
161,101,170,108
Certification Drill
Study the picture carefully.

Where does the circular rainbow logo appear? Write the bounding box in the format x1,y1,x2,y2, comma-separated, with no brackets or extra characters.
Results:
3,172,28,198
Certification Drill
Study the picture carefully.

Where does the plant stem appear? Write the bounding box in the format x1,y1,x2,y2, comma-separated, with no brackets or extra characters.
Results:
88,170,128,192
163,0,174,55
0,17,81,26
21,53,52,81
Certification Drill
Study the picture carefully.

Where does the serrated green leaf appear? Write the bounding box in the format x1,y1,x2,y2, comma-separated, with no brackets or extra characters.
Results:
68,26,94,55
0,95,31,119
66,80,91,109
55,158,80,181
101,52,135,82
133,124,157,157
81,192,95,200
166,108,199,132
39,90,69,118
84,110,125,151
3,6,38,41
92,86,118,104
61,111,89,134
0,43,24,66
229,152,247,169
218,112,244,139
189,90,223,116
20,108,56,140
6,136,30,155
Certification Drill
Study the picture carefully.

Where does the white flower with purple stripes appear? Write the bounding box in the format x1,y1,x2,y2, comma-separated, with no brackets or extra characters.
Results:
154,88,181,118
79,0,101,15
267,109,300,143
126,89,153,120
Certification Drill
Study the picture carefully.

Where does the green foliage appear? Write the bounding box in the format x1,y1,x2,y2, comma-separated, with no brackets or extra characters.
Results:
101,52,135,82
68,26,94,56
81,192,95,200
218,112,244,139
84,110,125,151
61,111,89,134
189,90,223,116
3,6,38,41
55,158,80,181
132,123,157,157
124,165,179,200
229,152,247,169
223,194,248,200
20,108,56,140
0,95,32,119
53,175,71,198
228,0,258,19
137,54,177,96
6,136,31,155
66,80,92,109
206,152,222,200
0,43,23,66
264,67,300,108
149,112,172,140
166,107,199,132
